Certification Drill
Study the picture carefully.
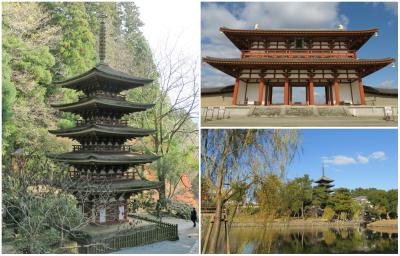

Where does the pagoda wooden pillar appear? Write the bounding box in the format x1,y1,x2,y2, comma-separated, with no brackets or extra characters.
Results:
358,77,366,105
309,77,314,105
258,78,264,105
284,77,289,105
232,77,239,105
334,77,340,105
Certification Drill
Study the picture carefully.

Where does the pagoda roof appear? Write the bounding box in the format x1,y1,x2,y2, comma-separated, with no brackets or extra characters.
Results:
220,27,378,50
53,63,153,92
51,96,155,114
49,152,159,165
203,57,394,78
315,175,334,183
49,124,154,138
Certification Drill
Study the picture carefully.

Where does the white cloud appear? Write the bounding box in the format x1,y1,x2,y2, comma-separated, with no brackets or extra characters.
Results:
370,151,387,160
383,2,398,16
357,155,369,164
376,80,395,88
323,155,357,165
323,151,387,166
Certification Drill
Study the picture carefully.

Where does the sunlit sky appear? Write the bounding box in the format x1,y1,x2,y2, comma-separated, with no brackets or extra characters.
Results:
201,2,398,92
286,129,398,190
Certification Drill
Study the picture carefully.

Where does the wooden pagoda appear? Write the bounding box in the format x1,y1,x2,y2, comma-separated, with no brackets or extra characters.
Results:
315,166,334,193
203,27,395,106
49,17,160,225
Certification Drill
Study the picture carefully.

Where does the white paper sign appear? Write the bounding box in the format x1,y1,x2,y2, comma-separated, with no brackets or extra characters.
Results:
119,206,125,220
99,208,106,223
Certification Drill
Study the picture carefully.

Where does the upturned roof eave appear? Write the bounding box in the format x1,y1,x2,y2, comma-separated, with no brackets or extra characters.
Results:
220,27,378,50
49,125,155,137
203,57,394,78
220,27,379,35
53,64,153,89
203,56,395,65
51,97,155,112
48,153,160,165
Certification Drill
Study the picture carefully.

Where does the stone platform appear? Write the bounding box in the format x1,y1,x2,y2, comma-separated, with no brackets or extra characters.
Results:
202,105,397,127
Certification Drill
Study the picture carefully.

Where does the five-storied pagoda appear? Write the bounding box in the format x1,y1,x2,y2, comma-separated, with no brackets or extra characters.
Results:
49,17,160,225
204,26,395,106
315,166,334,193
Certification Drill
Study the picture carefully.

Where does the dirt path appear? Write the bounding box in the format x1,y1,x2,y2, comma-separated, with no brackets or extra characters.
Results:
113,217,199,254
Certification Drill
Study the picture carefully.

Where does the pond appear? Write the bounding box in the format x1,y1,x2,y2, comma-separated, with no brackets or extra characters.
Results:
216,226,398,254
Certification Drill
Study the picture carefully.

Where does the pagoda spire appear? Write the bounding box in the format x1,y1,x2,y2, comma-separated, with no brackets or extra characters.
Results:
99,13,106,64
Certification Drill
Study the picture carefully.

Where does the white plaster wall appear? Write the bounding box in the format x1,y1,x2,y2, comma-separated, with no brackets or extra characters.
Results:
351,81,361,104
237,80,246,104
339,83,352,103
246,83,260,103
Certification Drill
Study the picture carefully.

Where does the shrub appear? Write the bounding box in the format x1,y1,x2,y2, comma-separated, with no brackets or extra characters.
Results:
322,207,335,221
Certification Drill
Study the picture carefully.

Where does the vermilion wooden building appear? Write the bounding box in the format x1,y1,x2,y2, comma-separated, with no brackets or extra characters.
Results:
203,27,395,106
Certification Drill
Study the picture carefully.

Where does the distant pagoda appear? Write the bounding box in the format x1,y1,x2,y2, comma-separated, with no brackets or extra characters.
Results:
315,166,334,193
49,16,160,224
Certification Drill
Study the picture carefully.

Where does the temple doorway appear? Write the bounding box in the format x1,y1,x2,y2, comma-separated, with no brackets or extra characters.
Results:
271,86,284,105
314,87,327,105
291,86,306,105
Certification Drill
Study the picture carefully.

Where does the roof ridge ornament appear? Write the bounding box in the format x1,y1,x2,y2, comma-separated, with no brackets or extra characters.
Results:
338,24,344,30
99,13,107,64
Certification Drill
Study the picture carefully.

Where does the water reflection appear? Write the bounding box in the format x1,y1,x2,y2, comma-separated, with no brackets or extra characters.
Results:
217,226,397,254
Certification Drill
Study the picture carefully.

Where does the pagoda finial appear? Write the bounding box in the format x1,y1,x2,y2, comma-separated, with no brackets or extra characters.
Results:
322,165,325,176
99,13,107,64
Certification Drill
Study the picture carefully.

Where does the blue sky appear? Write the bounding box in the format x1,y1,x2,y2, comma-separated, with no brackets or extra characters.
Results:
201,2,398,90
286,129,398,190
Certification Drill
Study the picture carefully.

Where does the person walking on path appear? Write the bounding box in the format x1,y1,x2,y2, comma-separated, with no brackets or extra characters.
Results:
190,208,197,227
156,200,162,221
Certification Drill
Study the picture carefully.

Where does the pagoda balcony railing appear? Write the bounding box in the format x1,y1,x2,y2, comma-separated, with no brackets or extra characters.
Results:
70,172,135,182
79,92,126,101
72,144,133,152
75,119,128,127
241,49,356,59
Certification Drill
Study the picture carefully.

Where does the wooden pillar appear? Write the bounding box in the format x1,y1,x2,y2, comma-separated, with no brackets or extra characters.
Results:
265,82,270,106
329,84,334,105
306,85,309,105
358,77,366,105
309,78,314,105
269,85,273,105
284,77,289,105
325,86,329,105
232,77,239,105
334,77,340,105
258,79,264,105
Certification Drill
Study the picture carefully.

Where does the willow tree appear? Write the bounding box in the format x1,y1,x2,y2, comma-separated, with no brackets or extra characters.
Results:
201,129,301,253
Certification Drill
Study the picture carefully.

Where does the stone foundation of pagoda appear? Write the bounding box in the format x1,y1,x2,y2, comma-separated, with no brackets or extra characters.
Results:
232,77,365,106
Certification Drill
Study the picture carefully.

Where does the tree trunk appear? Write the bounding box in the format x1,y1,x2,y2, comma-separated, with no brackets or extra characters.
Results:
208,191,223,253
301,201,304,219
